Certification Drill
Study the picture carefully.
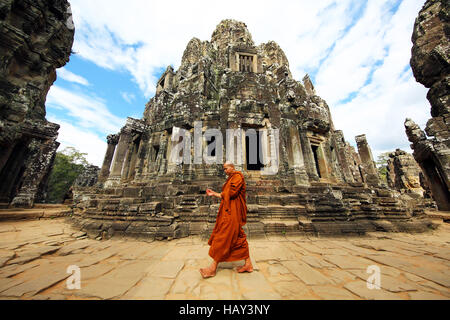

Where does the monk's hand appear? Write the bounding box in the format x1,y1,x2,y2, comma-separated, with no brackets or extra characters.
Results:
206,189,214,196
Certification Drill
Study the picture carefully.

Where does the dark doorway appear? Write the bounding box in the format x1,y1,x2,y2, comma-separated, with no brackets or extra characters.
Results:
311,145,321,178
153,145,160,162
246,130,264,171
0,142,28,202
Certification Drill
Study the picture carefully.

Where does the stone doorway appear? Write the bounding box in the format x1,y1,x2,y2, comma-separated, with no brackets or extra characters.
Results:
0,142,28,203
311,145,322,178
245,129,264,171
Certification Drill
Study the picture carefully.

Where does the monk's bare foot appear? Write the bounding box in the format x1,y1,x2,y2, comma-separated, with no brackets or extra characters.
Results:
236,264,253,273
199,267,216,278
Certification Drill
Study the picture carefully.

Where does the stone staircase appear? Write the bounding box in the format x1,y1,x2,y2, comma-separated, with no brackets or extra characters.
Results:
70,178,435,240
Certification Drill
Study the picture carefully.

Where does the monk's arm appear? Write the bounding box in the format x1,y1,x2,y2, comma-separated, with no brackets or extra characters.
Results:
207,189,222,199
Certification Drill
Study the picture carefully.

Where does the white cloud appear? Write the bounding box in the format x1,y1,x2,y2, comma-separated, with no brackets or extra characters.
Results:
121,91,136,104
322,0,430,161
69,0,363,97
64,0,430,163
46,86,125,134
47,116,107,166
57,68,90,86
46,86,126,166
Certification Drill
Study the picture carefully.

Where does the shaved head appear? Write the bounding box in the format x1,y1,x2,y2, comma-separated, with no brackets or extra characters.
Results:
224,161,235,168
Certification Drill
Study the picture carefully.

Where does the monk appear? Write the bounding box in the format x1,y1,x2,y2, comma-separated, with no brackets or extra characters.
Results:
200,162,254,278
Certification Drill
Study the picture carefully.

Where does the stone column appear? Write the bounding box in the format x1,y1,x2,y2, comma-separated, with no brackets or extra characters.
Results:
285,126,308,184
355,134,380,186
104,128,132,187
98,134,119,183
333,130,355,183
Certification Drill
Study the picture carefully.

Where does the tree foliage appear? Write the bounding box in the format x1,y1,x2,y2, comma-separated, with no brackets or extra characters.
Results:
46,147,89,204
376,152,391,185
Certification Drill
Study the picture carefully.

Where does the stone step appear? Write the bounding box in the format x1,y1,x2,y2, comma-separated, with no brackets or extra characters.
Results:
0,203,10,209
0,207,71,221
261,219,300,233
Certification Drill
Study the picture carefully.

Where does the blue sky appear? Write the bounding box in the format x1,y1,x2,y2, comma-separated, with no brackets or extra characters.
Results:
47,0,430,166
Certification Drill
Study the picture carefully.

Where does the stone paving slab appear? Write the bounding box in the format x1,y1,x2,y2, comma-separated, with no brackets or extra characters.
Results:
0,218,449,300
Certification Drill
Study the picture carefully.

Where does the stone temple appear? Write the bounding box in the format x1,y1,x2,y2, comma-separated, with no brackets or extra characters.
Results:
72,19,434,239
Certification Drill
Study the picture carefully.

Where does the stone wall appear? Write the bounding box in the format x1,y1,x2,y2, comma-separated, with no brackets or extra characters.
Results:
405,0,450,211
0,0,75,207
74,165,100,188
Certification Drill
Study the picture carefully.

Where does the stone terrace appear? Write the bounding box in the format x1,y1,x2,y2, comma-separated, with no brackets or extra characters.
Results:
0,218,449,300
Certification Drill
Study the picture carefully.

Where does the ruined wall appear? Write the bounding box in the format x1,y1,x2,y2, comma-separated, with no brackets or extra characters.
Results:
405,0,450,210
0,0,75,207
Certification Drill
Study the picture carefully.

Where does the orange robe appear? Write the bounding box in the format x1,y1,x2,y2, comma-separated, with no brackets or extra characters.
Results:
208,171,250,262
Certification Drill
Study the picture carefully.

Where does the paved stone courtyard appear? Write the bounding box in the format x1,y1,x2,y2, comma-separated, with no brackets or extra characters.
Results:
0,218,449,300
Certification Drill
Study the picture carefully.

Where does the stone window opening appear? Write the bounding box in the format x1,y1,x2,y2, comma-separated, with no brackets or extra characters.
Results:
156,77,166,94
239,54,254,72
192,64,198,75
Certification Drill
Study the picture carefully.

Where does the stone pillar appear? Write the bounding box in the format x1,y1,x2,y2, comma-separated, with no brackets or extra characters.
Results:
355,134,380,186
299,131,319,182
333,130,355,183
98,134,119,183
11,139,59,208
121,133,142,182
286,126,308,184
104,128,132,187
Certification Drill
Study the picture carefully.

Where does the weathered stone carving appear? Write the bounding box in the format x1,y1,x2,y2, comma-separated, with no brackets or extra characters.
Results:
74,165,100,188
72,19,433,239
355,134,381,187
386,149,425,195
0,0,75,207
406,0,449,211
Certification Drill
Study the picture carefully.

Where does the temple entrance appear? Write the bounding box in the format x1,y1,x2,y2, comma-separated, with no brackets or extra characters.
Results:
0,142,28,202
245,129,264,171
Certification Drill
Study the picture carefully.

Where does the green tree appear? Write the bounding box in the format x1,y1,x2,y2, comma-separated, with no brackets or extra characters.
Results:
46,147,89,203
376,152,391,185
